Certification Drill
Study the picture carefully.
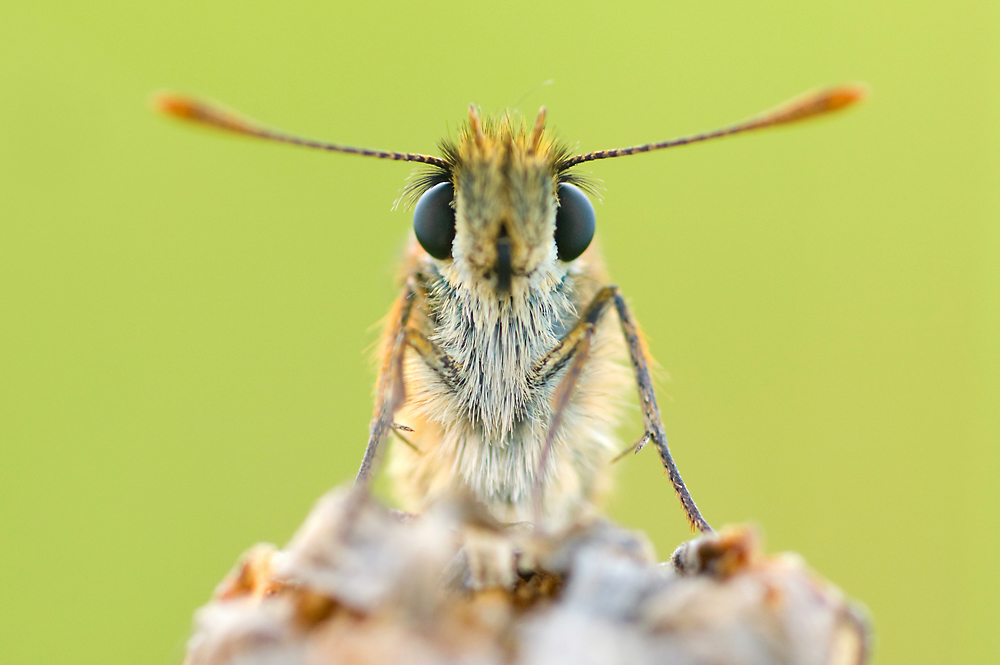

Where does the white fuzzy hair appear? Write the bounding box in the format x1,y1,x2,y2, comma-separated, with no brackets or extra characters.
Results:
388,244,630,527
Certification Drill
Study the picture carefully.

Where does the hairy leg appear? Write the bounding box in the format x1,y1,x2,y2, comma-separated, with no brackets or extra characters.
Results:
533,285,712,533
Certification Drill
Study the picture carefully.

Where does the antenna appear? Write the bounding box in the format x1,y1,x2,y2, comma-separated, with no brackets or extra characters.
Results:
563,84,867,167
152,92,450,169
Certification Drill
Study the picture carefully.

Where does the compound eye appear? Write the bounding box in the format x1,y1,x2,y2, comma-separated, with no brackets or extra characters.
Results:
413,182,456,260
554,182,596,262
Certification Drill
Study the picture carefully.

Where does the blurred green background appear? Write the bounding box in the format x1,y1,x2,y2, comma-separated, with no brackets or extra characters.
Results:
1,1,997,664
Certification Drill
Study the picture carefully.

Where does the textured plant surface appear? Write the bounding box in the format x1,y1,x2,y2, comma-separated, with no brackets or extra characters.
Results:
185,489,869,665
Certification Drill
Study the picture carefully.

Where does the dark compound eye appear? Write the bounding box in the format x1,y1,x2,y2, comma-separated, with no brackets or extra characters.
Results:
413,181,456,260
554,182,596,262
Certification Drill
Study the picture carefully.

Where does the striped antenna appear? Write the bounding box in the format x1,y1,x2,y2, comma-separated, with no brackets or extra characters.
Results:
152,92,450,169
564,84,867,167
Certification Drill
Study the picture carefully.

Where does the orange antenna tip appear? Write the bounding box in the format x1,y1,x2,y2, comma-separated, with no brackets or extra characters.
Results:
149,92,252,134
150,92,205,121
766,83,869,126
824,84,868,116
827,83,869,109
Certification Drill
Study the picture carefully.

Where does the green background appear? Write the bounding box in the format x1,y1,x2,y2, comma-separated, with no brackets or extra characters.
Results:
1,1,997,664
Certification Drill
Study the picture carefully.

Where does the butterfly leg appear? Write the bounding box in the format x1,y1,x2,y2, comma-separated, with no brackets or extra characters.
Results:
355,277,460,486
533,285,712,533
355,278,418,485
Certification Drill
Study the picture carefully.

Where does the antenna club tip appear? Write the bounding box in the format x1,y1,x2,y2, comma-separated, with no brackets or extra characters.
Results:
149,91,201,120
824,83,870,110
